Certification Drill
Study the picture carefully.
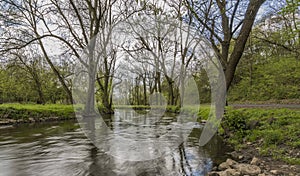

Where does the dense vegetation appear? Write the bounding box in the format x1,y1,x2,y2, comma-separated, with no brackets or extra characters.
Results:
229,57,300,101
221,108,300,165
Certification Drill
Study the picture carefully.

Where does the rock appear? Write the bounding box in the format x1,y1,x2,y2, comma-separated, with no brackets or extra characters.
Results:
234,164,261,175
218,159,238,170
247,120,260,129
208,171,220,176
250,157,260,165
282,165,289,168
230,151,239,158
211,166,218,171
28,118,35,123
224,169,240,176
219,162,231,170
258,174,266,176
238,155,244,160
218,171,228,176
226,158,238,166
0,121,8,125
9,119,16,123
270,170,279,175
246,142,252,145
17,119,24,123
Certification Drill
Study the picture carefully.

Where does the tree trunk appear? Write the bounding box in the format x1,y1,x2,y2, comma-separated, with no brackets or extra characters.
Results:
225,0,266,91
37,39,73,104
84,69,96,116
143,77,147,105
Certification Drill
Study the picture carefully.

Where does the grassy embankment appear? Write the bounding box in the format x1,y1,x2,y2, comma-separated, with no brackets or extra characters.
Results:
0,104,76,124
222,107,300,165
0,103,299,165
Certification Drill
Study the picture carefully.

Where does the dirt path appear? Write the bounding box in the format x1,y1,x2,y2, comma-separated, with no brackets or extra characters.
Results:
231,104,300,109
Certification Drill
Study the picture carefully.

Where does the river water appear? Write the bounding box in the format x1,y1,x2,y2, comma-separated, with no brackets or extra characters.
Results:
0,109,231,176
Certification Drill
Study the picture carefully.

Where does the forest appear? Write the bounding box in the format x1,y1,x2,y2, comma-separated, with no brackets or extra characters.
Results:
0,0,298,109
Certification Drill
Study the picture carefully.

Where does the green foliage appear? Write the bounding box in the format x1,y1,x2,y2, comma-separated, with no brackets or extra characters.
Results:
229,57,300,101
0,58,69,104
222,108,249,137
222,108,300,165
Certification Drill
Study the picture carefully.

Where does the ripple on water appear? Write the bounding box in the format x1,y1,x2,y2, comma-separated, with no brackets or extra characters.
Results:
0,110,231,176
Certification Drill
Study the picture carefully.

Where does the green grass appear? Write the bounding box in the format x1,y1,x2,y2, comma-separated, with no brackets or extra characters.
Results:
0,103,75,121
222,107,300,165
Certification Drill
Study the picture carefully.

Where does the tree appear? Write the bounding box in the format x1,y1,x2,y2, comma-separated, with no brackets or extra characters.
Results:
121,0,206,106
185,0,267,91
11,50,45,104
253,0,300,59
1,0,141,113
0,0,74,104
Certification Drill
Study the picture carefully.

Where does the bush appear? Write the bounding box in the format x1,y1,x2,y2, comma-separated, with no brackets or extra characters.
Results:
222,108,249,137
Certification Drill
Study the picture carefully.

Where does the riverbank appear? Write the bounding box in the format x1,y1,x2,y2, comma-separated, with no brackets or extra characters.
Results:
0,103,299,174
0,104,76,125
222,108,300,165
208,107,300,175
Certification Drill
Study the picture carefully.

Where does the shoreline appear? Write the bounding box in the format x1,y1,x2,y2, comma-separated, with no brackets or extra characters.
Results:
0,103,299,175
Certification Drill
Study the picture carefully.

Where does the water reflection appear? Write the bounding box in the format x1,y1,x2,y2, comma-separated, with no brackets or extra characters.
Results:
0,110,231,176
78,109,200,161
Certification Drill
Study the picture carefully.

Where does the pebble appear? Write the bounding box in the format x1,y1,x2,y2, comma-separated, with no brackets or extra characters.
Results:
282,165,289,168
270,170,279,175
250,157,259,165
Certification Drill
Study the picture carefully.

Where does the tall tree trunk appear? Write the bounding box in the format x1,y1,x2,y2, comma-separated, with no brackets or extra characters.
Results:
225,0,266,91
143,76,147,105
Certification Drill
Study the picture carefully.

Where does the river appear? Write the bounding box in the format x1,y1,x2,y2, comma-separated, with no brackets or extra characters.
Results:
0,109,231,176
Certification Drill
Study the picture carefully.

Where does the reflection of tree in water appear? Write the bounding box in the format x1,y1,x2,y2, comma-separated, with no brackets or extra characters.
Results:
101,113,114,130
87,145,99,175
80,110,232,175
179,143,192,175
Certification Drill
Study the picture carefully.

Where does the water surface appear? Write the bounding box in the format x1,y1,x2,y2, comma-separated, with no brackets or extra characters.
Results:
0,109,231,176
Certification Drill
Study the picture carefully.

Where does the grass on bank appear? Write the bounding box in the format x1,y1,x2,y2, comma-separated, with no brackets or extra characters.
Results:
0,103,75,121
222,107,300,165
